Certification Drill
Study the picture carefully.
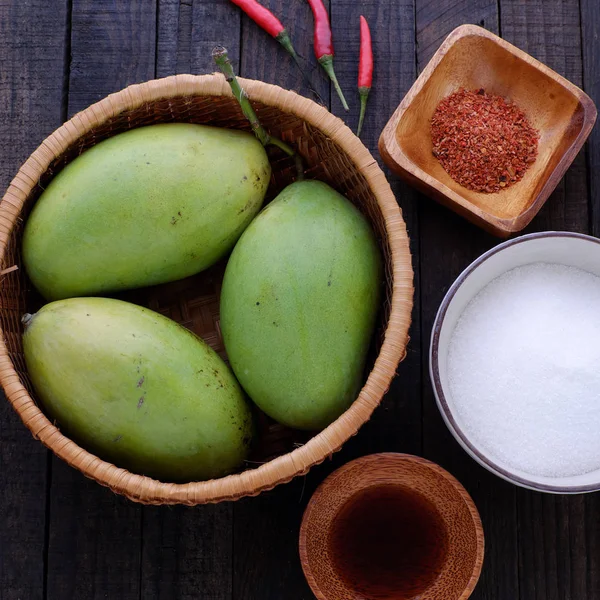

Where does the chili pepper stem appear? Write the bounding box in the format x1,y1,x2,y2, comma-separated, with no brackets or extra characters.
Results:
318,55,349,111
276,31,325,105
356,86,370,137
212,46,304,181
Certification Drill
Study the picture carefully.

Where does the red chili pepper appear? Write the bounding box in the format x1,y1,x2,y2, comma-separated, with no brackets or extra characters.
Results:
306,0,349,111
230,0,284,37
356,15,373,137
229,0,323,104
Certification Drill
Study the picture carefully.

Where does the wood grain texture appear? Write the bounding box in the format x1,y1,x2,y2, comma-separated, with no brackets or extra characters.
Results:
45,1,156,598
0,1,68,598
502,0,589,234
46,471,142,600
142,3,239,597
584,492,600,599
68,0,157,115
580,0,600,587
509,2,599,599
328,0,421,464
582,0,600,239
516,492,596,600
414,4,520,600
234,1,420,597
581,4,600,590
142,505,233,600
416,0,498,67
240,0,329,103
234,479,313,600
157,0,241,77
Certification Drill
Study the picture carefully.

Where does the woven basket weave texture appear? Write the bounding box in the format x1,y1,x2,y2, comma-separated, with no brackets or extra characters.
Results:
0,74,413,504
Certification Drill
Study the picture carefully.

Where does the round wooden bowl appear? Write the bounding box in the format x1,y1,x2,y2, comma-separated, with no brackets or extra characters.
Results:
299,453,484,600
0,74,413,505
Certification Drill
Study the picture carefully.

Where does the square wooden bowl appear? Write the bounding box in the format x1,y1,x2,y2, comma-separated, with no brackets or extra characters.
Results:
379,24,597,237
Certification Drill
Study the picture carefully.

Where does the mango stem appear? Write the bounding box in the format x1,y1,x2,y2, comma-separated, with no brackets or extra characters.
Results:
212,46,304,181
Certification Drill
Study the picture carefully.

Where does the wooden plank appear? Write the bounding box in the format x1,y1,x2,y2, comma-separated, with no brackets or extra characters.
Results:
416,0,499,66
140,3,239,599
502,0,588,234
240,0,329,103
142,504,233,600
415,3,522,600
585,492,600,599
68,0,157,115
0,2,68,598
502,1,600,599
157,0,241,77
46,473,143,600
45,2,156,599
582,0,600,236
500,3,595,599
516,493,593,600
580,5,600,597
233,3,322,598
234,1,420,598
233,479,313,600
327,0,421,462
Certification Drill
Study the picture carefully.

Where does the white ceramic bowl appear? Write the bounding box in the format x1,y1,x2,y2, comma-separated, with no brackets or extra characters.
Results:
430,231,600,494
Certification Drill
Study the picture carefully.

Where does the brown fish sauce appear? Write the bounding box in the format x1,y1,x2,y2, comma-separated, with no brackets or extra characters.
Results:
328,484,449,599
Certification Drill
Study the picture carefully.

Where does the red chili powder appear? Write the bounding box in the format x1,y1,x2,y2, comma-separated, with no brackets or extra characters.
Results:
431,88,539,193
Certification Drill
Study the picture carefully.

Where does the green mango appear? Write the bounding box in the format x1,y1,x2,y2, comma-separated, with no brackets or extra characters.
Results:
220,180,382,430
23,123,271,300
23,297,254,482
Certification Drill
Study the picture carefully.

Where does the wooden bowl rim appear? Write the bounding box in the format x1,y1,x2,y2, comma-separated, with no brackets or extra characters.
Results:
298,452,485,600
378,24,597,237
0,73,413,505
430,230,600,494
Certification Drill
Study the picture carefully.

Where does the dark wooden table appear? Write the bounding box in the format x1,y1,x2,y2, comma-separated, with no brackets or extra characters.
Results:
1,1,599,599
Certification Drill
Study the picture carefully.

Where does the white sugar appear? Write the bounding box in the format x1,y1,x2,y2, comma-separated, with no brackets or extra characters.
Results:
447,262,600,478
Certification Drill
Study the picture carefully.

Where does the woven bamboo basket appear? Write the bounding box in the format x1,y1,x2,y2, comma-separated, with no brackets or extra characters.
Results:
0,74,413,505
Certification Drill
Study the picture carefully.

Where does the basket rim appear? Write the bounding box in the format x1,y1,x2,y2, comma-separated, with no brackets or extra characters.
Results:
0,73,414,505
